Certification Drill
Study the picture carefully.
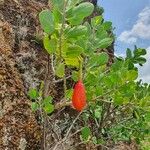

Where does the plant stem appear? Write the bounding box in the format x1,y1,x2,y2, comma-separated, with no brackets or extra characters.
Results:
78,57,83,80
63,70,67,98
58,0,68,96
58,0,67,58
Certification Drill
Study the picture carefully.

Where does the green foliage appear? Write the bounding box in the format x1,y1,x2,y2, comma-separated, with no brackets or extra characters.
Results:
67,2,94,25
31,102,39,112
126,47,147,68
39,10,55,34
65,25,87,38
33,0,150,149
81,126,91,141
28,88,38,99
98,38,113,48
55,62,65,77
43,35,57,54
88,52,109,67
43,96,54,114
28,87,54,114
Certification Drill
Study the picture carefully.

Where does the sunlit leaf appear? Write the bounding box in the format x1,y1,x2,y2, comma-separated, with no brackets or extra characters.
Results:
81,126,91,141
39,10,55,34
98,38,113,48
31,102,39,111
66,45,84,57
55,63,65,78
67,2,94,25
28,89,38,100
43,35,57,54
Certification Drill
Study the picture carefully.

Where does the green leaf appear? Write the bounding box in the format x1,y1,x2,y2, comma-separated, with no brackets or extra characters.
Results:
98,38,113,48
111,59,124,71
96,28,108,40
67,2,94,25
65,25,87,39
43,35,57,54
84,22,92,36
114,94,124,105
109,72,121,85
39,10,55,34
126,70,138,81
95,86,103,96
65,89,73,99
43,96,54,114
145,112,150,122
98,52,109,65
66,45,84,57
50,0,64,12
133,48,146,57
85,72,97,86
31,102,39,111
134,57,146,65
97,138,105,145
89,52,109,67
91,16,103,28
92,136,97,144
103,76,113,88
43,103,54,114
103,21,112,31
43,96,53,105
28,89,38,100
55,63,65,78
72,71,78,81
65,57,79,67
94,106,102,119
81,126,91,141
67,0,82,8
133,109,140,120
53,8,63,24
126,48,132,59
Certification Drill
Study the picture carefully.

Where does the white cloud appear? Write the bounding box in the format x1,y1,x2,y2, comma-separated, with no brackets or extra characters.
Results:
118,6,150,44
138,47,150,83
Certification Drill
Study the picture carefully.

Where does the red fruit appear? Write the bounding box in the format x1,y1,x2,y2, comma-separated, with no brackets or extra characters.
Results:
72,80,87,111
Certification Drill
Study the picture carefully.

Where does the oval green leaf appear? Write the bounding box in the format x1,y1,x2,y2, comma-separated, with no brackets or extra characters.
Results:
39,10,55,34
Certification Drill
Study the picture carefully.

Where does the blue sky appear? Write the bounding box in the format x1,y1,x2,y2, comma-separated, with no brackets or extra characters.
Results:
98,0,150,83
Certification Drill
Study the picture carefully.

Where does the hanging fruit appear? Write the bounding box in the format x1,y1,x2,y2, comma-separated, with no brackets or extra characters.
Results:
72,80,87,111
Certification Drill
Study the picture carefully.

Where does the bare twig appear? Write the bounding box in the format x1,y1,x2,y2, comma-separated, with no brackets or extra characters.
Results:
69,141,85,150
94,143,110,150
52,111,83,150
51,54,55,81
65,111,83,138
54,75,71,84
58,2,66,58
54,100,71,110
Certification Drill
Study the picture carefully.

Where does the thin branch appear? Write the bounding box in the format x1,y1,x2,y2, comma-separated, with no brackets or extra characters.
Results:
68,141,85,150
65,111,83,138
52,111,83,150
58,0,68,97
54,100,71,110
63,71,67,98
94,143,110,150
51,54,55,81
58,0,68,58
54,75,71,83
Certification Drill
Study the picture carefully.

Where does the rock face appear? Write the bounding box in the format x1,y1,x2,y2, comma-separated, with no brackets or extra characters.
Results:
0,21,41,149
0,0,46,149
